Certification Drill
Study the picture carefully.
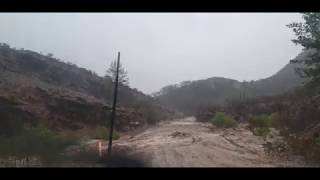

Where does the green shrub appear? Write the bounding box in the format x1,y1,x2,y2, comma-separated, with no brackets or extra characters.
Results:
211,112,237,128
95,126,119,140
145,107,161,125
0,114,24,137
0,125,75,165
248,114,272,128
252,127,270,137
248,113,285,137
269,112,288,129
315,137,320,146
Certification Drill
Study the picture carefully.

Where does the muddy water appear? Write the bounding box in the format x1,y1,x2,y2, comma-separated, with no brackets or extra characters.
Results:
103,117,305,167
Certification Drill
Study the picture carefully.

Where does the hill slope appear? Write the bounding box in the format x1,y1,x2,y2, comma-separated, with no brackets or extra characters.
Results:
0,43,176,134
155,53,305,114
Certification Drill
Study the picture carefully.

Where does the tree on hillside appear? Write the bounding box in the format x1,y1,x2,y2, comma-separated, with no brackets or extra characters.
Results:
288,13,320,83
158,84,178,96
47,53,54,58
105,59,129,86
179,80,192,87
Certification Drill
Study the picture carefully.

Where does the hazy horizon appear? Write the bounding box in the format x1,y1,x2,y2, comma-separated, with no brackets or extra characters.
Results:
0,13,303,94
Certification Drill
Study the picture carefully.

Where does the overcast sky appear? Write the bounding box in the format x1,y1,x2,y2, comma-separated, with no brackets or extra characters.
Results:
0,13,303,94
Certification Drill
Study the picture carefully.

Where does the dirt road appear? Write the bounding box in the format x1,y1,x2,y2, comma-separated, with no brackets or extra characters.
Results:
108,117,305,167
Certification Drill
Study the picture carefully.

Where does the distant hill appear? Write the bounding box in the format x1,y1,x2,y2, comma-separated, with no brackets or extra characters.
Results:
0,43,176,134
155,52,306,114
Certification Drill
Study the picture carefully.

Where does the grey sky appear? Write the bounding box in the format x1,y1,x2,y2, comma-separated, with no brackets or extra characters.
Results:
0,13,303,94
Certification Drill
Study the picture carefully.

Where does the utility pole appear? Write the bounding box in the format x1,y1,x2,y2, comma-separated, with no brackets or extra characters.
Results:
107,52,120,157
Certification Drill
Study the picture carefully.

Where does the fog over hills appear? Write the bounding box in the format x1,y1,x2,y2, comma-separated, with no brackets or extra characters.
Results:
155,52,306,114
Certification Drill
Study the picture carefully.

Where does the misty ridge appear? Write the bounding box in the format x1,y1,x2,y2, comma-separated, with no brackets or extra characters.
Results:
0,13,303,94
154,54,305,114
1,13,320,167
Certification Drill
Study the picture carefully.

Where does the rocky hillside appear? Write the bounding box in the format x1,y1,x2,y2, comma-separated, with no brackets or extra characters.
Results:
0,43,177,134
155,52,306,114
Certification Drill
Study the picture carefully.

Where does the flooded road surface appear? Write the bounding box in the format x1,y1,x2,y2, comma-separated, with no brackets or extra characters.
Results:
106,117,305,167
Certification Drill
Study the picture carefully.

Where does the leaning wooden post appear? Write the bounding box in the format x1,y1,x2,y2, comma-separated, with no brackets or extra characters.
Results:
107,52,120,157
98,140,102,157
